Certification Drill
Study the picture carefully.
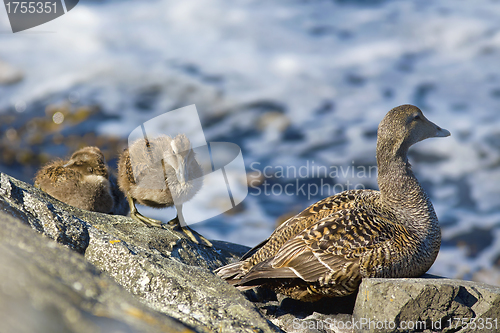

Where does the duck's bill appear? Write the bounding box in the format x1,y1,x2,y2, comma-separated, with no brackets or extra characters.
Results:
434,126,451,137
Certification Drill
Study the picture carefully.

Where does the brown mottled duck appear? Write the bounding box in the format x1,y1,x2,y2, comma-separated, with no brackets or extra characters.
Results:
216,104,450,302
34,146,115,213
118,134,212,247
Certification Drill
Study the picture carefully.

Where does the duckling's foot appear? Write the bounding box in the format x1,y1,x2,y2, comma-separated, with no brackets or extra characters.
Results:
167,218,212,247
127,196,163,228
131,210,163,228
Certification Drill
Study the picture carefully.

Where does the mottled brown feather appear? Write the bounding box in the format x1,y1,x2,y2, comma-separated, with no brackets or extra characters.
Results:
34,147,114,213
216,105,449,301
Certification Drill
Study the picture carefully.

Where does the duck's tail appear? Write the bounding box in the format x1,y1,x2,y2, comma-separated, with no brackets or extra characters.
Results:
214,261,244,283
215,261,267,291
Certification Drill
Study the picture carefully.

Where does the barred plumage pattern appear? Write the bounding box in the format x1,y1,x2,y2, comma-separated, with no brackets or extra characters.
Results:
216,105,449,302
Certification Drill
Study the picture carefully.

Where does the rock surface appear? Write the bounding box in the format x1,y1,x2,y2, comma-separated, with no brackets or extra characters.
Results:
0,172,279,333
250,276,500,333
247,288,357,333
0,210,193,333
1,171,500,333
353,276,500,333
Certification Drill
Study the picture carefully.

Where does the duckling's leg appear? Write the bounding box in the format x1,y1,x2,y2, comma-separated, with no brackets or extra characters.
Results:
167,205,212,247
127,196,163,227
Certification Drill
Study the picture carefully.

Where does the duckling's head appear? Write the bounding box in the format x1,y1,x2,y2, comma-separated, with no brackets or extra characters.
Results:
377,104,450,157
163,134,197,185
64,146,109,177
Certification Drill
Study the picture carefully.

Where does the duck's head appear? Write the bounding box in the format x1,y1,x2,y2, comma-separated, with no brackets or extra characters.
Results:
163,134,197,185
64,146,108,177
377,104,450,157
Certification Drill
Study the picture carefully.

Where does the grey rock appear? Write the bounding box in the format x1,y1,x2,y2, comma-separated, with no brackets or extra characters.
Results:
248,289,357,333
251,274,500,333
353,275,500,333
0,210,193,333
0,172,279,333
0,172,90,254
84,226,277,332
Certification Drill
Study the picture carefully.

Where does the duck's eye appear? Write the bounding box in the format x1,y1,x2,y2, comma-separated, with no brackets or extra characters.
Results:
414,114,421,120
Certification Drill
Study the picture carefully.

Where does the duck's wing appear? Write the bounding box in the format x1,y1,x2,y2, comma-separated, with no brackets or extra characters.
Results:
237,208,406,286
276,190,367,233
240,189,375,261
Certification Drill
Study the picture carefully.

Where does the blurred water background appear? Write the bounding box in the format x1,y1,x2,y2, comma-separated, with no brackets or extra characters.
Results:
1,0,500,285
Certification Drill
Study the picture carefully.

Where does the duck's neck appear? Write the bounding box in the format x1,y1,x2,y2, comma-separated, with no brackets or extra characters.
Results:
376,144,439,236
377,148,414,206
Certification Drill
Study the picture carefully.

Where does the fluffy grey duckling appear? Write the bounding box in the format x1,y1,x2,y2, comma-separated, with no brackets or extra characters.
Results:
118,134,211,246
34,146,114,213
216,104,450,302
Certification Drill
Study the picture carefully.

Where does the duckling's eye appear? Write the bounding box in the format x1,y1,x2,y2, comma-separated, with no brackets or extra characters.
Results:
413,114,421,121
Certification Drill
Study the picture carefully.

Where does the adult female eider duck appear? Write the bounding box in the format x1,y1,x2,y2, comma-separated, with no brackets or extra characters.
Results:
34,146,115,213
118,134,212,247
216,104,450,302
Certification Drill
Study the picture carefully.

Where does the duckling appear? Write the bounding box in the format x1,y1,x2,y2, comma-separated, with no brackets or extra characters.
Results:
118,134,212,246
216,104,450,302
34,146,114,213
